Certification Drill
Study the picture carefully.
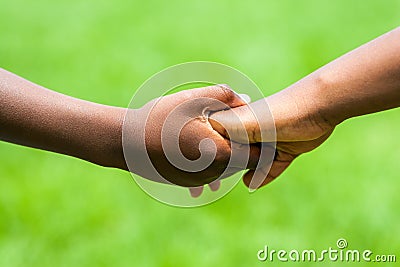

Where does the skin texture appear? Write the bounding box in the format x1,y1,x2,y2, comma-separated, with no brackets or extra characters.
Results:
210,27,400,189
0,72,259,196
0,68,126,169
123,85,261,188
2,27,399,194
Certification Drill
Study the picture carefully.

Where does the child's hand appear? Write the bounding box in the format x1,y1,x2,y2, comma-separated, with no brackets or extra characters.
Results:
123,85,261,190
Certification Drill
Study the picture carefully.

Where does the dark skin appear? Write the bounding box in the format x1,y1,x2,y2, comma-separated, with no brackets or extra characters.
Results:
0,69,126,169
0,73,260,196
2,27,400,194
210,27,400,189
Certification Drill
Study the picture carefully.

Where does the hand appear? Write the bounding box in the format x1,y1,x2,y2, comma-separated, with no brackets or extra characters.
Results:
210,28,400,190
210,90,334,189
0,68,260,197
123,85,261,195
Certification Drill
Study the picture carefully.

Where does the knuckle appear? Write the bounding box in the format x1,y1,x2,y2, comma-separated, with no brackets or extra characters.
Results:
217,84,235,102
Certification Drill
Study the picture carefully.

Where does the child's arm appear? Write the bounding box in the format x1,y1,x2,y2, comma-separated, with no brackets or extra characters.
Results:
210,27,400,189
0,68,127,169
0,71,258,189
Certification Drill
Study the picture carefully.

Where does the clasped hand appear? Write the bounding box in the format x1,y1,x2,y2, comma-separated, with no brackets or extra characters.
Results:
125,84,333,197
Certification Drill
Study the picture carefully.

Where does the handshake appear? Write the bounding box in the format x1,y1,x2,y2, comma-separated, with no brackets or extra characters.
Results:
122,84,333,197
0,68,334,198
1,27,399,198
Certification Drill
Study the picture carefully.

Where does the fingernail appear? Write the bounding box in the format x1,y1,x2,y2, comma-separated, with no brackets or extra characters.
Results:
239,93,251,103
189,186,204,198
209,180,221,191
248,187,257,193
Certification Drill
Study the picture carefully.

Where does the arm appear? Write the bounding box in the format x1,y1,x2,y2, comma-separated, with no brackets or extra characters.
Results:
0,70,259,192
0,68,127,169
315,27,400,126
210,27,400,189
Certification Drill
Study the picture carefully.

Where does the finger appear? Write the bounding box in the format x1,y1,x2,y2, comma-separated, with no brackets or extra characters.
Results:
208,180,221,191
229,141,276,172
246,143,275,169
182,84,247,109
209,105,258,143
229,141,259,167
242,157,293,190
210,99,274,143
242,170,275,189
238,93,251,103
248,144,276,190
218,167,244,180
189,186,204,198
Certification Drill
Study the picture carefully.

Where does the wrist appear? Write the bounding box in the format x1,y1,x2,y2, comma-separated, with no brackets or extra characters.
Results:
267,73,336,141
91,106,128,170
310,71,348,128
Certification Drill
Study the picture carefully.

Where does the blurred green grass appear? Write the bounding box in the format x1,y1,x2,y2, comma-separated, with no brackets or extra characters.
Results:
1,0,400,266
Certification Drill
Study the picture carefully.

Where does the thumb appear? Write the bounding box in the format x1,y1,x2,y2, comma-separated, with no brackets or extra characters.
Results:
210,99,274,143
209,107,249,143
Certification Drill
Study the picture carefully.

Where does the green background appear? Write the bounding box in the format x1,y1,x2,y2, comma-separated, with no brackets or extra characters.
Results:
1,0,399,266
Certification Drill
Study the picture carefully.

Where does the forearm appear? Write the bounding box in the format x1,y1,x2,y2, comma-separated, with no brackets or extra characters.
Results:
211,28,400,143
0,68,127,169
283,27,400,127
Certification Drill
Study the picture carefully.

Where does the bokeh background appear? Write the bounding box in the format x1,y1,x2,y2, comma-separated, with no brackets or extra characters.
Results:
1,0,399,266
